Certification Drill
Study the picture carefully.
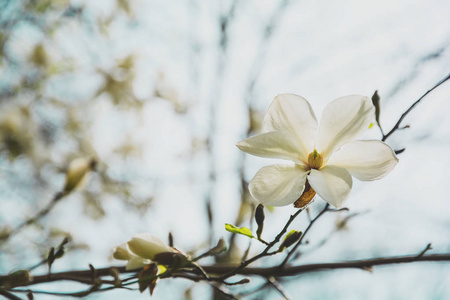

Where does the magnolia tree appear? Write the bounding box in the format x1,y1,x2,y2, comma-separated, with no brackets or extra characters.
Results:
2,85,450,299
1,1,450,300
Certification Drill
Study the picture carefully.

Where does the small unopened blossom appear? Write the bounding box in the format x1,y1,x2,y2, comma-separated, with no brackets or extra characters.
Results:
237,94,398,208
63,158,96,192
113,234,176,270
113,243,150,270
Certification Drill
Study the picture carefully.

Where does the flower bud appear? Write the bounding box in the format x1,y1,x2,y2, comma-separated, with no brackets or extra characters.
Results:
255,204,265,226
113,243,132,260
63,158,96,192
278,230,302,251
255,204,265,239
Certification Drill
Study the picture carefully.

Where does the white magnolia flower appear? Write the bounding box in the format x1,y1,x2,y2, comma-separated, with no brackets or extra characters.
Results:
113,234,175,270
237,94,398,208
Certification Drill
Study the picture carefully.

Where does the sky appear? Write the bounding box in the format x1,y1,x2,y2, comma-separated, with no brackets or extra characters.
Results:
1,0,450,299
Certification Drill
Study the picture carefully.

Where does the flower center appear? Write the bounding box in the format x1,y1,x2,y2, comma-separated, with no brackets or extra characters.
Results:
307,149,323,169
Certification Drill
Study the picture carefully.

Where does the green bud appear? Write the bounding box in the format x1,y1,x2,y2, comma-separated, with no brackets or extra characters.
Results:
279,230,302,251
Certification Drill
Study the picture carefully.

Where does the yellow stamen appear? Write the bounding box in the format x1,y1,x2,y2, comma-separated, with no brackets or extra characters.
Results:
307,149,323,169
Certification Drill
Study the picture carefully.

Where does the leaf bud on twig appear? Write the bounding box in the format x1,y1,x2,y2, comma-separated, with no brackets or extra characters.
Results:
255,204,265,240
278,230,302,252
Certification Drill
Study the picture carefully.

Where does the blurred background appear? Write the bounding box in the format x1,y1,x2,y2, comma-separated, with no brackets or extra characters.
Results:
1,0,450,299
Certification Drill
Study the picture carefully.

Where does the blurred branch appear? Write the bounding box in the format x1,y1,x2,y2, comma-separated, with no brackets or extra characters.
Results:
4,251,450,294
206,0,240,248
0,192,67,242
0,288,24,300
382,72,450,141
241,204,256,261
387,46,448,98
267,277,290,300
232,0,296,260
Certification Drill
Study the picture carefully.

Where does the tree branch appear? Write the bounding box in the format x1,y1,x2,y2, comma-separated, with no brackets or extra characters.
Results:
215,207,306,281
0,288,24,300
0,192,66,242
5,252,450,290
203,253,450,277
280,203,329,268
382,72,450,141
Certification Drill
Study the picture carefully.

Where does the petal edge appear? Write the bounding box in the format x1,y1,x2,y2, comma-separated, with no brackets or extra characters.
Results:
249,164,308,206
263,94,318,161
237,131,305,164
308,165,352,208
316,95,373,160
327,140,398,181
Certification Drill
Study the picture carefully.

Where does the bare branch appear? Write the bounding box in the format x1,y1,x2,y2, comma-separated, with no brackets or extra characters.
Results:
215,207,306,281
280,204,329,268
382,72,450,141
267,277,290,300
4,252,450,292
416,243,433,258
0,289,24,300
0,192,66,242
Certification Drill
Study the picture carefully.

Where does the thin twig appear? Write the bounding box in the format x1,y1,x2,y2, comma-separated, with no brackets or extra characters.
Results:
215,207,306,281
280,204,329,268
238,281,271,296
416,243,433,258
0,192,66,241
382,72,450,141
267,277,290,300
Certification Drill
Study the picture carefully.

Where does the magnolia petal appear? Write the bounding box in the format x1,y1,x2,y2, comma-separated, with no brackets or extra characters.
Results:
315,95,373,161
113,243,132,260
237,131,304,164
263,94,318,162
249,164,308,206
126,256,149,270
308,165,352,208
127,234,172,260
327,140,399,181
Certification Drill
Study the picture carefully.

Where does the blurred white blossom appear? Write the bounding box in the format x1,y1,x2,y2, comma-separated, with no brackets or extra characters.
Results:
63,158,96,193
113,234,175,270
